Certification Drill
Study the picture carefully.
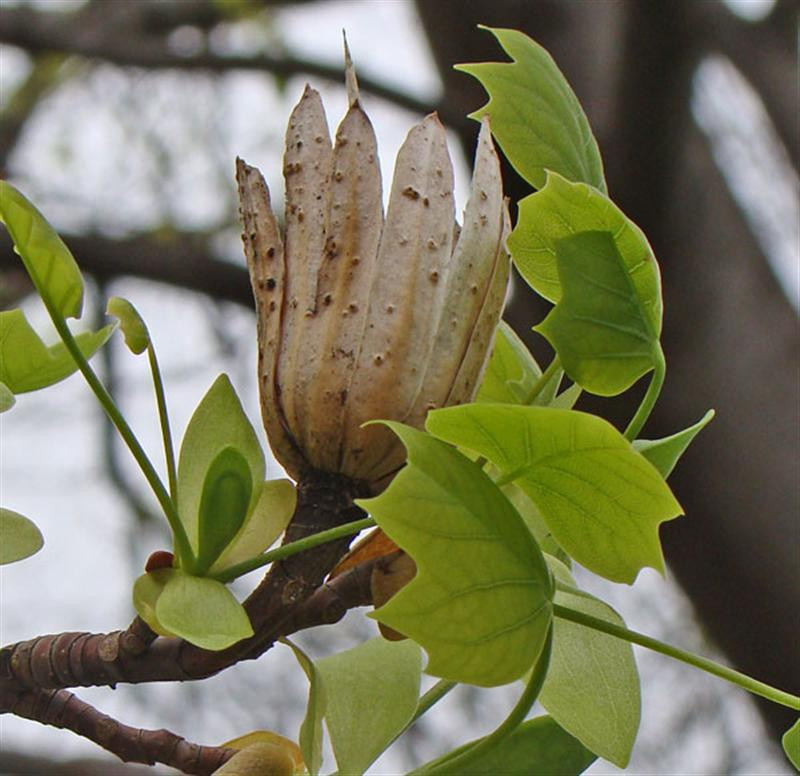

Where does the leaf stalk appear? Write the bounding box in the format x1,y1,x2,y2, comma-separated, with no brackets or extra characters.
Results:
524,356,561,405
624,345,665,440
147,343,178,502
212,516,376,583
553,603,800,710
39,298,195,570
414,624,554,775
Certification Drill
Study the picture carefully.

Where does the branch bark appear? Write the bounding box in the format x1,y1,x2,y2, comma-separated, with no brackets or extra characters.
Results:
1,687,233,774
0,517,376,695
0,531,379,773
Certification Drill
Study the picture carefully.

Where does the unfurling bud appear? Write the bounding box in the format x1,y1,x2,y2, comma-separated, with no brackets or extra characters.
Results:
237,67,509,491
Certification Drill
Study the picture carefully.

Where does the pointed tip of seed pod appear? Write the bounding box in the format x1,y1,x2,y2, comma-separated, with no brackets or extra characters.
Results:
235,156,252,185
301,83,320,102
476,116,499,162
235,156,264,186
424,111,445,129
343,30,360,108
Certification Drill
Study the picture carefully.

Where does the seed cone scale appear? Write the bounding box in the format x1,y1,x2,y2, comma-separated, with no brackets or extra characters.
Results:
238,83,509,490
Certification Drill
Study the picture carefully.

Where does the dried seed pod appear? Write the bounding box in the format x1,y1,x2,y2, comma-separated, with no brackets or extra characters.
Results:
238,60,509,491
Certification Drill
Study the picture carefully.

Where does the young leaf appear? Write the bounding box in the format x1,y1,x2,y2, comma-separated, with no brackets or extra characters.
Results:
154,570,253,650
542,556,640,767
477,320,542,404
210,479,296,574
426,404,683,584
634,409,715,478
0,382,15,412
283,638,326,776
782,719,800,770
416,715,596,776
0,508,44,565
132,569,177,638
0,309,115,393
499,478,567,564
195,446,253,574
508,172,661,326
177,374,265,554
535,230,662,396
360,423,553,687
550,382,582,411
0,181,85,318
456,27,606,192
221,731,304,775
107,296,150,355
212,743,297,776
316,637,422,776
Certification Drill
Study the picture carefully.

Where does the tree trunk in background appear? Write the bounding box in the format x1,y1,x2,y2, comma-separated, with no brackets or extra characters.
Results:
416,0,799,737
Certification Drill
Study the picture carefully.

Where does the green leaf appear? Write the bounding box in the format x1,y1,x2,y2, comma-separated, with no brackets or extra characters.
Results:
0,382,15,412
210,479,296,573
493,469,567,563
0,309,115,393
359,423,553,686
177,374,265,554
419,715,596,775
132,569,177,638
456,26,606,192
504,481,554,547
220,731,304,775
195,446,252,574
634,410,715,478
107,296,150,355
0,508,44,564
154,570,253,650
783,719,800,770
283,639,326,776
477,323,582,409
535,230,662,396
477,320,542,404
316,637,422,776
508,172,661,331
426,404,683,584
542,556,640,767
0,181,84,318
213,742,297,776
550,382,582,411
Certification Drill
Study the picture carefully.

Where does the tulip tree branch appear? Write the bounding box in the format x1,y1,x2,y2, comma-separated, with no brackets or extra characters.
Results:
0,687,234,775
0,547,378,773
0,515,379,696
191,470,370,673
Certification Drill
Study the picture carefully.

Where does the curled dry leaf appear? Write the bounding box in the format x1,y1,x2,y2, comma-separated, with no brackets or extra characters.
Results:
371,551,417,641
329,527,400,578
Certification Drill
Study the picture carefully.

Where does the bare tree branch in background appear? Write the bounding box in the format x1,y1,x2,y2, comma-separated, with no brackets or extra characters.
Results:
701,0,798,170
0,750,165,776
0,2,457,126
0,230,252,307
